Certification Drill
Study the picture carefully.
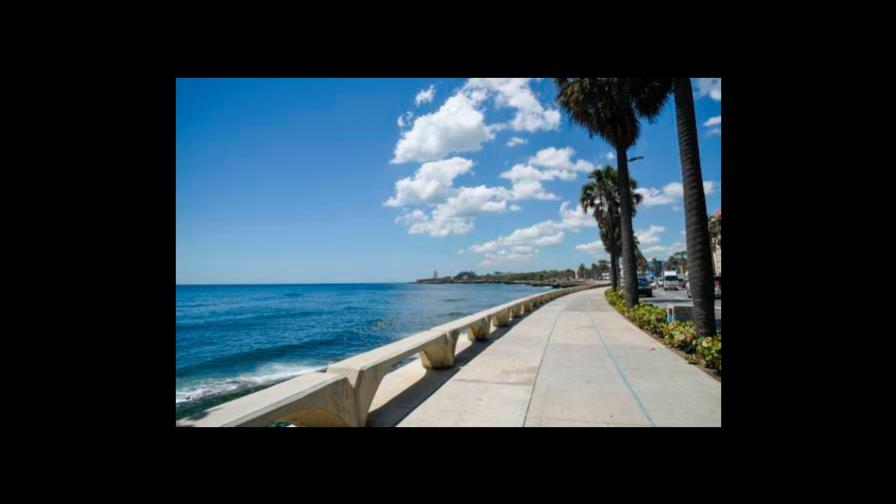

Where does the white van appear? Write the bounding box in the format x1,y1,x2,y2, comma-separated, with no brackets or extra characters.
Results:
663,271,680,290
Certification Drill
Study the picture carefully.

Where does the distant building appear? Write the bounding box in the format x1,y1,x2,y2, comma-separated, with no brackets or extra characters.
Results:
433,270,438,279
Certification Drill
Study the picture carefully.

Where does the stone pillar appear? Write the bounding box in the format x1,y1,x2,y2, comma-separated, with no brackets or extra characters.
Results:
420,331,459,369
495,308,511,327
468,317,491,342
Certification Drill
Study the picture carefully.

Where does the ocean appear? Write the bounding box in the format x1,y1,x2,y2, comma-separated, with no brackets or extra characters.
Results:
176,282,549,419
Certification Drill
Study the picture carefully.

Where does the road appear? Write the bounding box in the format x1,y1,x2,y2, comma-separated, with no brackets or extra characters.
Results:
640,287,722,329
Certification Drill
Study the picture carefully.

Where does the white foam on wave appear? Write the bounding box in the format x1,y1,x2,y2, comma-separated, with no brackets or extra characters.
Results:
176,362,325,404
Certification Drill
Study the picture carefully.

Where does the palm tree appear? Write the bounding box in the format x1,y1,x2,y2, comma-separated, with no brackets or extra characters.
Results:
556,78,671,308
580,165,643,291
671,78,717,337
636,247,648,274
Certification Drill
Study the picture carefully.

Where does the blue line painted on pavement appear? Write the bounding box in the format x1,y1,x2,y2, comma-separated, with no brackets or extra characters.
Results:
587,309,656,427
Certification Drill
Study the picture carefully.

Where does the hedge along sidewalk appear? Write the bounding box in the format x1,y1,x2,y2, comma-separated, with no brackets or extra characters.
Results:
604,289,721,382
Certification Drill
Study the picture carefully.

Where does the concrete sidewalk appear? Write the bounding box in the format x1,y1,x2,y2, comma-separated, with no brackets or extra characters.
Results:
395,287,721,427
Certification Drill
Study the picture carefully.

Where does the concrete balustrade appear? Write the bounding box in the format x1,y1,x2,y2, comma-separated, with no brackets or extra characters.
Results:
493,308,511,328
176,284,599,427
326,329,452,426
468,317,490,341
176,371,359,427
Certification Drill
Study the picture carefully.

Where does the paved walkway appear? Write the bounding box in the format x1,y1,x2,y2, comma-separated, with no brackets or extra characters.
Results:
395,287,721,427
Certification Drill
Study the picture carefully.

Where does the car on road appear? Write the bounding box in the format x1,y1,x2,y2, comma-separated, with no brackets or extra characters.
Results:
663,271,680,290
638,277,653,297
686,276,722,299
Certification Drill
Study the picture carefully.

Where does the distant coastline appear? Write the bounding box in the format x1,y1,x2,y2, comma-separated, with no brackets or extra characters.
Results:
416,278,590,288
415,269,599,288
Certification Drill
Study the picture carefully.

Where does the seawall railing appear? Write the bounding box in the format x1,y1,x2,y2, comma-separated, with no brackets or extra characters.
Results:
176,283,598,427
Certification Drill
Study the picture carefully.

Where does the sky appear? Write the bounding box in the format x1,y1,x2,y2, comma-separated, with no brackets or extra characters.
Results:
176,78,721,284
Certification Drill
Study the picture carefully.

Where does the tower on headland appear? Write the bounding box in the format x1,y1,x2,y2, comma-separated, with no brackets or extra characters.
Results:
433,270,438,279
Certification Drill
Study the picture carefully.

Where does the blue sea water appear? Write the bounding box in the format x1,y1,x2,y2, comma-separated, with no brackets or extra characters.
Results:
176,283,548,418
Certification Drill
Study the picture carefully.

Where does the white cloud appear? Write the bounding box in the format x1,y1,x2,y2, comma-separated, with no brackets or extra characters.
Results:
663,182,684,198
500,164,561,201
576,241,607,257
703,116,721,127
397,111,414,129
605,152,616,160
635,187,677,206
506,136,527,147
387,149,601,237
393,184,513,237
392,92,494,164
635,180,717,206
467,201,594,266
706,127,721,137
529,147,594,173
636,225,666,245
415,85,436,106
384,157,474,207
463,78,561,132
642,241,686,258
694,78,722,101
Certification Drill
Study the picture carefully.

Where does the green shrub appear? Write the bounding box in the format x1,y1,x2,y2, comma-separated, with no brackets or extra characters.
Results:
627,303,667,335
605,288,626,312
604,288,720,374
697,331,721,372
662,320,697,353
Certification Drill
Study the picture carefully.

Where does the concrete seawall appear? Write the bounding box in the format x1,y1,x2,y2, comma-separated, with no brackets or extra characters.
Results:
177,283,602,427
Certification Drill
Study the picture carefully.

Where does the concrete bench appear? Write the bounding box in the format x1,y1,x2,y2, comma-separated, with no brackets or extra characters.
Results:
175,371,358,427
176,285,595,427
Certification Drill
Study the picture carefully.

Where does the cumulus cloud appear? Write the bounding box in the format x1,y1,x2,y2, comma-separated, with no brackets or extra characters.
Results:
605,152,616,160
529,147,595,173
463,78,561,132
636,225,666,245
384,157,474,207
392,183,514,237
642,241,686,258
392,79,562,163
506,136,527,147
695,78,722,101
576,241,607,257
703,116,721,127
467,201,593,266
495,147,596,201
392,92,495,164
396,209,474,237
635,181,717,206
386,152,595,237
703,115,721,137
415,85,436,106
500,164,561,201
397,111,414,129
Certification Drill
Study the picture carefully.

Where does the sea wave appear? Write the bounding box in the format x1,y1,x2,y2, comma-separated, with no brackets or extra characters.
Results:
175,362,324,405
176,336,362,377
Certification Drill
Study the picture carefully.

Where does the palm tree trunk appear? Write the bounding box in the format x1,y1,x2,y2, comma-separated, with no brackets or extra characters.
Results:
609,250,618,290
606,217,619,291
615,148,640,308
673,78,716,337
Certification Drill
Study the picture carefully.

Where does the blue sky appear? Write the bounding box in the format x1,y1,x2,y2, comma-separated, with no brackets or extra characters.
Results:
176,78,721,284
